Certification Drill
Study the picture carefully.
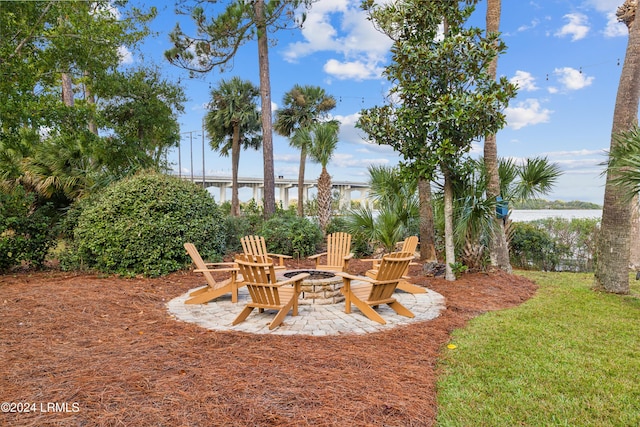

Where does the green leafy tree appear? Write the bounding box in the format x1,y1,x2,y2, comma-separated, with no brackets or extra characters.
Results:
359,0,516,280
0,1,179,205
166,0,315,218
274,85,336,216
205,77,262,216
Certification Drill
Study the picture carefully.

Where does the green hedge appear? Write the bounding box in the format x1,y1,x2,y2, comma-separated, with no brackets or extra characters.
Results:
63,172,225,277
0,187,56,272
259,211,323,258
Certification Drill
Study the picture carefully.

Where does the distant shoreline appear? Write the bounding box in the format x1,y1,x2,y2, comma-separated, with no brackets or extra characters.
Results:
510,209,601,222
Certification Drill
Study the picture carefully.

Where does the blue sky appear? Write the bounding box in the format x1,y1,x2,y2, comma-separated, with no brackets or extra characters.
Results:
129,0,632,204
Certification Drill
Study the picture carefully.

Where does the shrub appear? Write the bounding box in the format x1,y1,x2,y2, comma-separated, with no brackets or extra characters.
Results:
510,222,567,271
0,187,56,272
63,172,225,277
260,211,323,259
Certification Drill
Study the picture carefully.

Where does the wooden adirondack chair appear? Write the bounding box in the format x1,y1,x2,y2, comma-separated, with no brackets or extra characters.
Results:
365,236,425,294
183,243,243,304
240,235,291,269
232,255,309,330
308,232,353,272
336,254,415,325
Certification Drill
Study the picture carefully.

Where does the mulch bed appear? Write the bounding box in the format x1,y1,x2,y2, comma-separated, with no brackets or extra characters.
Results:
0,259,537,426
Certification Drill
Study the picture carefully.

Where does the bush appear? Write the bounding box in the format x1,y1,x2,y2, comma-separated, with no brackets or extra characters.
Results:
510,222,567,271
260,211,323,259
0,187,57,272
63,172,225,277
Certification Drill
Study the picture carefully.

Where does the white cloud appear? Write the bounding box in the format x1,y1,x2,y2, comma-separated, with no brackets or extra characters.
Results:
283,1,391,81
603,11,628,37
331,152,389,169
505,98,552,130
517,18,540,32
584,0,621,13
323,59,384,81
555,13,590,41
554,67,594,90
510,70,538,92
118,46,134,64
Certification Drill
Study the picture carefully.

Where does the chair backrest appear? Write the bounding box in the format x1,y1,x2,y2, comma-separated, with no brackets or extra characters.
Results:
400,236,419,254
234,254,277,285
241,235,271,264
374,253,414,281
234,255,282,306
368,254,414,301
325,232,352,267
184,243,216,285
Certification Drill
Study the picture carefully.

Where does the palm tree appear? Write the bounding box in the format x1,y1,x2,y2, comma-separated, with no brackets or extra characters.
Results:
346,165,420,253
434,156,561,270
483,0,511,273
274,85,336,216
205,77,262,216
596,0,640,294
306,120,340,233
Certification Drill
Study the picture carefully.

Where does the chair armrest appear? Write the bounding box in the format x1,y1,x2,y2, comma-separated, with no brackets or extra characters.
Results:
203,262,238,267
276,272,310,286
308,252,326,260
267,252,293,266
268,253,292,259
194,267,239,274
335,271,373,283
343,253,354,261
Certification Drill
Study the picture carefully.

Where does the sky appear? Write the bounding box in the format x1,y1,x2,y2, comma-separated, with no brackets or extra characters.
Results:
128,0,634,205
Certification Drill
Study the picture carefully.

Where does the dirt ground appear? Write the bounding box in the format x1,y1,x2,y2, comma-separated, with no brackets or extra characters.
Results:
1,258,537,427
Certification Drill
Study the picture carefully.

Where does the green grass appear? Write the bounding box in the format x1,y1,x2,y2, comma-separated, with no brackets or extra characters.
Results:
436,271,640,427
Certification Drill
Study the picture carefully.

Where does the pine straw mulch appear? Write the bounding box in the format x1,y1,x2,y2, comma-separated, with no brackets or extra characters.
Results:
0,258,536,427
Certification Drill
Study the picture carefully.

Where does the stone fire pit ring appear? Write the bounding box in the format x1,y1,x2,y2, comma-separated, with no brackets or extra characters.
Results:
280,270,344,305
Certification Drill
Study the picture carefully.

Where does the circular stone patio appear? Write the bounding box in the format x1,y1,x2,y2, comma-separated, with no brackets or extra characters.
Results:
167,284,446,336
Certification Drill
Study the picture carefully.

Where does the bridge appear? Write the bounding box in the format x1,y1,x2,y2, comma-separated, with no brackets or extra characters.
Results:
179,174,373,208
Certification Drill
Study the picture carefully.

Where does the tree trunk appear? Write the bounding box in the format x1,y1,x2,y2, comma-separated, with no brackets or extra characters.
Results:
418,176,437,261
231,124,241,217
317,167,332,234
297,146,306,216
84,71,98,135
596,0,640,294
484,0,512,273
254,0,275,218
443,165,456,281
61,73,74,107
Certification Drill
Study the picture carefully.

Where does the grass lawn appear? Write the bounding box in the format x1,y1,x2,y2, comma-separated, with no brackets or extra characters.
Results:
436,271,640,427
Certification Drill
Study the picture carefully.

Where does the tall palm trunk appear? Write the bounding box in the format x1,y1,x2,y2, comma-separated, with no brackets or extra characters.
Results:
596,0,640,294
443,165,456,281
297,147,306,216
254,0,275,217
418,176,437,261
231,124,241,216
317,167,332,234
484,0,512,273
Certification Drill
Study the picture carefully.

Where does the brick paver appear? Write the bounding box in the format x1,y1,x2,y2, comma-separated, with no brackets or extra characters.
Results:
167,285,446,335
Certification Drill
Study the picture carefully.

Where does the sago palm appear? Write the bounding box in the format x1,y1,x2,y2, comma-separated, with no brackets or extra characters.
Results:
306,120,340,233
205,77,262,216
274,85,336,216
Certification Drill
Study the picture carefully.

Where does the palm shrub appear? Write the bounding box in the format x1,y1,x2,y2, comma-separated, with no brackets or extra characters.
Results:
62,171,225,277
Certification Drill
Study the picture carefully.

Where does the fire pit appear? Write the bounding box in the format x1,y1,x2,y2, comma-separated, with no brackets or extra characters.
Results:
281,270,345,305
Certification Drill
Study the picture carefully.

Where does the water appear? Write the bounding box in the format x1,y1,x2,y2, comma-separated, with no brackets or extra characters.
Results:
510,209,602,222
